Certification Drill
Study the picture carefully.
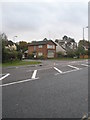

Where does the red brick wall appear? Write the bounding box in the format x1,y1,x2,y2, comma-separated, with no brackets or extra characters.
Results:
28,41,56,58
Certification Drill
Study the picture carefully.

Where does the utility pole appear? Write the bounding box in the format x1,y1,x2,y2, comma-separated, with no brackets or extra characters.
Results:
83,27,84,41
82,26,88,58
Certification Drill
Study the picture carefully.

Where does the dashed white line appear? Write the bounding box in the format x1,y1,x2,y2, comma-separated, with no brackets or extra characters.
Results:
0,77,39,87
68,65,80,70
0,73,10,81
31,70,37,79
54,67,63,73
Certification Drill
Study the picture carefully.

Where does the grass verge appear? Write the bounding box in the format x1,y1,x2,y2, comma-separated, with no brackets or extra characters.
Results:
2,60,41,67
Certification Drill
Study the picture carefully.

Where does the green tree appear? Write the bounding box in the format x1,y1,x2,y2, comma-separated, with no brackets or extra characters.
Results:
67,50,75,58
19,41,28,53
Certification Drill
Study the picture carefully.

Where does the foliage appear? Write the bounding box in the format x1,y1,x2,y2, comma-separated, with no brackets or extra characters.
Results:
37,55,44,59
78,40,89,47
18,41,28,53
62,35,75,42
17,52,22,60
56,52,64,57
2,50,23,63
27,54,34,59
67,50,75,58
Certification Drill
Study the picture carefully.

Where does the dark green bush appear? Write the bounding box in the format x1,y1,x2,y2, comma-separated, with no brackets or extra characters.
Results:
2,49,22,63
17,52,22,60
28,54,34,59
56,52,63,58
67,51,75,58
37,55,44,59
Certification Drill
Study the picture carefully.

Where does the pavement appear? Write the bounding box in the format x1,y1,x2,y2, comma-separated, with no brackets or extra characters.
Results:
1,59,89,118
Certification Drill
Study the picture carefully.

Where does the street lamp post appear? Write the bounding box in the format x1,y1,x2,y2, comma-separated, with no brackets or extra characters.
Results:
83,27,85,41
82,26,88,58
13,36,18,43
83,26,88,41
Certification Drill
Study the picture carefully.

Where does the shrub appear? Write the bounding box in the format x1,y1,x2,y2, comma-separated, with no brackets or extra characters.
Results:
56,52,63,58
37,55,44,59
17,52,22,60
28,54,34,59
2,49,22,63
67,50,75,58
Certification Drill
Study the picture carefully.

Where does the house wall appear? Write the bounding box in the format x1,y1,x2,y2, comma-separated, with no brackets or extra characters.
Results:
28,41,56,58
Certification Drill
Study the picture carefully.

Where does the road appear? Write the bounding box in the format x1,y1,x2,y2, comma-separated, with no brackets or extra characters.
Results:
1,60,88,118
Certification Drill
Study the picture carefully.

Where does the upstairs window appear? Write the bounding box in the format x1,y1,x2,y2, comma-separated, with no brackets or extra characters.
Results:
47,44,55,49
34,46,36,51
38,45,43,48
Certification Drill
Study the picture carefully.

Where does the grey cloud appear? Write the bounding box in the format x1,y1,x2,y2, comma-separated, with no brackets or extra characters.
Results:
1,1,88,42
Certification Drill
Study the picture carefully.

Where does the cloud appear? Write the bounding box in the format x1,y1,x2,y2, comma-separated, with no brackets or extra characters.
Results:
1,1,88,42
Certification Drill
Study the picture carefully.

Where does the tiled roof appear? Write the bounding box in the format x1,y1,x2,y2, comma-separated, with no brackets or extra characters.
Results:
28,40,57,46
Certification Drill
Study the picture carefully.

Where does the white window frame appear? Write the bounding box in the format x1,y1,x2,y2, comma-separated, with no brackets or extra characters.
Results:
38,52,43,56
47,44,55,49
38,45,43,48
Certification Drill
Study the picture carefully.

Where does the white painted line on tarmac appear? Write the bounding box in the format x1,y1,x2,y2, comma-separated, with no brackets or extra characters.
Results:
31,70,37,79
0,73,10,81
0,77,39,87
55,68,81,75
54,67,63,73
81,64,88,67
68,65,80,70
62,69,80,74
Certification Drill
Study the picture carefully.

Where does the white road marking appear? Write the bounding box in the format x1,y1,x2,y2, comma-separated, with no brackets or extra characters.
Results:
62,69,80,74
81,64,88,67
54,67,63,73
55,68,81,75
68,65,80,70
31,70,37,79
0,77,39,87
0,73,10,81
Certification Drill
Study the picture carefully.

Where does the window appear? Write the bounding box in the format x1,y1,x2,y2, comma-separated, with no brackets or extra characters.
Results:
34,46,36,51
47,50,55,58
38,45,43,48
38,52,43,56
47,44,55,49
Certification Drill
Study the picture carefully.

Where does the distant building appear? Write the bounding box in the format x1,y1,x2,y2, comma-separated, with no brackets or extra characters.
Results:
55,37,77,52
5,44,17,51
55,42,67,55
28,40,57,59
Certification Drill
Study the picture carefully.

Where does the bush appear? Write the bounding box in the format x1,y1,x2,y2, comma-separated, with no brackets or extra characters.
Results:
2,49,22,63
67,51,75,58
28,54,34,59
17,52,22,60
56,52,63,58
37,55,44,59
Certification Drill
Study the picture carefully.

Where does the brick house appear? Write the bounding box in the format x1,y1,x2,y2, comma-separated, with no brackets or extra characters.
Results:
28,40,57,59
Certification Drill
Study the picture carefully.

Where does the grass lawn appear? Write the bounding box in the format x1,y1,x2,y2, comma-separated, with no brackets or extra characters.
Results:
2,60,41,67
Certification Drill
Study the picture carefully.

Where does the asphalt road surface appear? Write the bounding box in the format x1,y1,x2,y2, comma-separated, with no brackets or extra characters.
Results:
1,60,89,118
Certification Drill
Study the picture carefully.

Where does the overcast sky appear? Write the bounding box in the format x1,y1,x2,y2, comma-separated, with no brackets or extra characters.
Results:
1,0,89,43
